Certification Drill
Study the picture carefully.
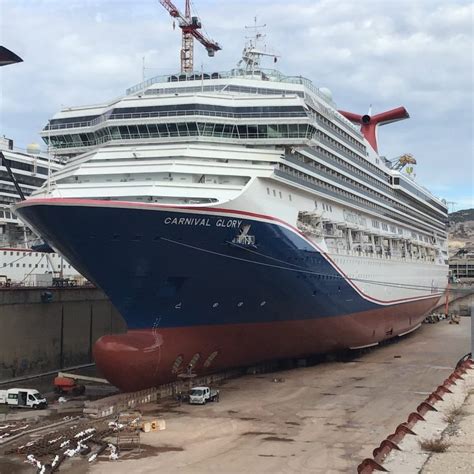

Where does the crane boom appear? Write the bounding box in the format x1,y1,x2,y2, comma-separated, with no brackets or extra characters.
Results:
158,0,221,73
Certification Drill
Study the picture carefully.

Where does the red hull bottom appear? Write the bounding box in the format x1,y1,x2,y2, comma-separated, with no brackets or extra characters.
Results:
94,298,438,392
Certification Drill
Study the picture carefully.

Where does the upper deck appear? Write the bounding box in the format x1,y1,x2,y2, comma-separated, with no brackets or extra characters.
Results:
37,67,447,219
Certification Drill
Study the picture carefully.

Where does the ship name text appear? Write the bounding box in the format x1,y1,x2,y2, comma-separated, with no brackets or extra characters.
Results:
164,217,242,228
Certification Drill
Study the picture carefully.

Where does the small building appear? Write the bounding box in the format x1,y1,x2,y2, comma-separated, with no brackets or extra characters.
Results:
449,245,474,281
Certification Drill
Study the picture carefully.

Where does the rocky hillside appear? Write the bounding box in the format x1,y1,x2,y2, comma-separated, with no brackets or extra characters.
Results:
448,208,474,254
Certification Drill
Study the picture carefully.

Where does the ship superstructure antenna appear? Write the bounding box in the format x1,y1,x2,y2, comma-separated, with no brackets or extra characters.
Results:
159,0,221,73
237,17,279,75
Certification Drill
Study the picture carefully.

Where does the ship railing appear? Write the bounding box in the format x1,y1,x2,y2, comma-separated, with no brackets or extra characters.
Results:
44,120,95,131
43,109,308,132
125,68,336,107
314,118,366,153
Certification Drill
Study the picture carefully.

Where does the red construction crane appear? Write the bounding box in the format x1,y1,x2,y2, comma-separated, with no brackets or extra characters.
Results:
159,0,221,73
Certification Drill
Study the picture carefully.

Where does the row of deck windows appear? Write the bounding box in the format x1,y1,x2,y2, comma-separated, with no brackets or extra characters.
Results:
308,147,446,220
312,110,365,152
290,152,446,229
45,103,307,130
1,262,72,268
314,129,385,179
1,159,48,176
0,171,46,188
44,123,314,149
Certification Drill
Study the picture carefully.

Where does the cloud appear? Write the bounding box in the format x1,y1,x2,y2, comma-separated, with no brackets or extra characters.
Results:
1,0,472,206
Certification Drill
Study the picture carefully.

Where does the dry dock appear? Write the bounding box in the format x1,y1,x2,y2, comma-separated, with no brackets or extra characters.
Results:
0,316,470,473
84,318,470,474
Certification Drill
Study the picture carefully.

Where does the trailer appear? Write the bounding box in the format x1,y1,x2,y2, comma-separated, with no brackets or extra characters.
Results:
0,388,47,409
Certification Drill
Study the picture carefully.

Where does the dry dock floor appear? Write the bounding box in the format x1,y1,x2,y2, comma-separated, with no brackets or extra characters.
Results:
86,318,470,474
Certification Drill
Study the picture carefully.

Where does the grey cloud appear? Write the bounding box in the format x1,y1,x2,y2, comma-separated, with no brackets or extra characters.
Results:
1,0,472,207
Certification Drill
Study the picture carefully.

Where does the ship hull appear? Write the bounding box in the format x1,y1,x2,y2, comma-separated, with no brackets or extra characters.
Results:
94,298,436,391
14,198,445,391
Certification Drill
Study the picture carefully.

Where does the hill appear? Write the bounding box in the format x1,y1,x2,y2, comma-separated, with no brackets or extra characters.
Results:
449,208,474,223
448,208,474,254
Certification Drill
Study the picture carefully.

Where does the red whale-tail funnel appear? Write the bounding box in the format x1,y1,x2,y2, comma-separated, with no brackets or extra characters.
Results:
338,106,409,153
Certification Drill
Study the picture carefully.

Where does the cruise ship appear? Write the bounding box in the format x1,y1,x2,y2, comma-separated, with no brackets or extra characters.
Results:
14,42,449,391
0,137,80,285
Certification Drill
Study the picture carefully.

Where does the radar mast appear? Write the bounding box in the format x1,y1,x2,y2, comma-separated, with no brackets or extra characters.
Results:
237,17,279,75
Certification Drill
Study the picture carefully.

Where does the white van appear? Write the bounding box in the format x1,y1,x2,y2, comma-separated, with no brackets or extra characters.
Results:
0,388,47,409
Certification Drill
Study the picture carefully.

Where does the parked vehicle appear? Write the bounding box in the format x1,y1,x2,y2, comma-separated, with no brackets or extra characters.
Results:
0,388,47,409
188,386,219,405
53,371,109,396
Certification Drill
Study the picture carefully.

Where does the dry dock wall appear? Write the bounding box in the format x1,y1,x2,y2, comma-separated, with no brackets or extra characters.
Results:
0,287,126,381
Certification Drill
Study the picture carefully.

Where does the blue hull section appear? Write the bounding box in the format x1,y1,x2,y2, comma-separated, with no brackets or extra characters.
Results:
19,202,388,330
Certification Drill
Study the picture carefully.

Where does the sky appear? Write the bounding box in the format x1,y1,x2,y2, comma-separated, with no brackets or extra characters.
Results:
0,0,472,210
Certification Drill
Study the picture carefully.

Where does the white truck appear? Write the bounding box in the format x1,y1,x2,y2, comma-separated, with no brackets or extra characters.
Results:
188,386,220,405
0,388,47,409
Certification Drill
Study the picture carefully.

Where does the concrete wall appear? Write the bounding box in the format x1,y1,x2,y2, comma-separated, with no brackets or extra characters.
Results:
0,287,126,381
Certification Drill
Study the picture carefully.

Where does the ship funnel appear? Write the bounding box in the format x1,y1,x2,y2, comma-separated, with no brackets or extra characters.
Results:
338,106,409,153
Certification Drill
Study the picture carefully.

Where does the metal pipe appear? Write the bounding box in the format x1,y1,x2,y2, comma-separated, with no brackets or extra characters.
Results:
0,151,26,200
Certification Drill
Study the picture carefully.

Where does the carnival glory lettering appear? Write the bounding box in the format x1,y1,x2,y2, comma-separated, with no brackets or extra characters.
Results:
164,217,242,228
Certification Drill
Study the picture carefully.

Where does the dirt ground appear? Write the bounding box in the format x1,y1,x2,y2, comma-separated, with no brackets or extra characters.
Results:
82,318,469,474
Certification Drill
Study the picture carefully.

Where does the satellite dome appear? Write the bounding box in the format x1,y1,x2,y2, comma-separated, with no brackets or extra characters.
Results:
319,87,333,101
27,143,41,156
